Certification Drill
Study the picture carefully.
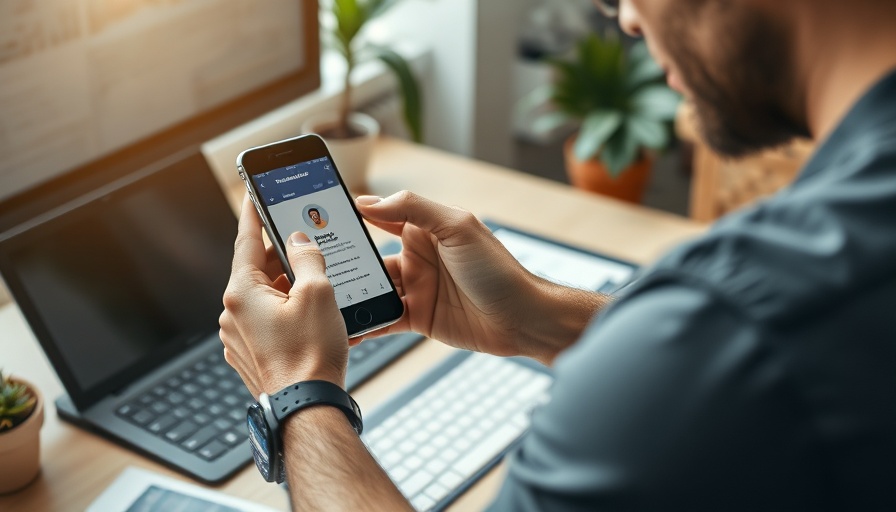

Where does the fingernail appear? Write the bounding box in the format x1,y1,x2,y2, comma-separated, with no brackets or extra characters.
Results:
289,232,311,246
356,195,382,206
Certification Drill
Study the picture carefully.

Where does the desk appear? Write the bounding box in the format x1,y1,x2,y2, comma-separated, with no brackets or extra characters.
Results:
0,138,705,511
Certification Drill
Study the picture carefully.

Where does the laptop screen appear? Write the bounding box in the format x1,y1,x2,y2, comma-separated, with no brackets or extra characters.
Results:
0,150,236,409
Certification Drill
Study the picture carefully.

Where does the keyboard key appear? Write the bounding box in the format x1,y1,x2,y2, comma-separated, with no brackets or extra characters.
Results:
164,420,199,443
147,416,178,434
424,481,449,501
389,465,410,483
116,404,135,417
172,406,190,419
151,386,168,397
201,389,220,401
410,493,435,511
182,424,221,451
181,383,200,395
198,440,228,461
150,402,169,415
167,392,186,405
193,413,212,425
454,423,522,476
437,470,465,490
399,470,434,497
130,409,156,426
222,394,240,407
187,398,204,411
220,430,243,446
214,418,233,431
208,404,225,416
226,409,244,422
166,376,183,389
138,394,154,406
404,455,423,470
424,458,447,475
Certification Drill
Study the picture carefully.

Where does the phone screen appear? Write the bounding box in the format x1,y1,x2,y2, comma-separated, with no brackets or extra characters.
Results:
248,156,393,309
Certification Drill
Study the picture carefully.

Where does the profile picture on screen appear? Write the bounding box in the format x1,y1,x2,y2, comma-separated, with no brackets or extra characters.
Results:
303,204,329,230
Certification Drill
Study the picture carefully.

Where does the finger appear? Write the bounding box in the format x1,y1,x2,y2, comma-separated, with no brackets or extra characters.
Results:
283,232,332,298
265,245,287,280
233,194,268,273
382,255,404,296
356,192,480,244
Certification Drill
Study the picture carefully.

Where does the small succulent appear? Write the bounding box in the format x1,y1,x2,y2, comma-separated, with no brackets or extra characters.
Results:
0,370,37,432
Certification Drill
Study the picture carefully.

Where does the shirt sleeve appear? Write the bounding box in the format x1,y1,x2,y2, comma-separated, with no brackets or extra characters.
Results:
487,279,815,511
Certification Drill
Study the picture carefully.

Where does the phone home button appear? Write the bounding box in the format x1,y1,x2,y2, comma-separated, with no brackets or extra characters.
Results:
354,308,373,326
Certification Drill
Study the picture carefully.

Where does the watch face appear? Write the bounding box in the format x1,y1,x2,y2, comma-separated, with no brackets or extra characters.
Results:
247,403,274,481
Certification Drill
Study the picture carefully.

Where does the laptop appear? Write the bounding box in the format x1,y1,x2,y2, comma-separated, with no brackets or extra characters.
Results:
0,148,253,483
0,148,425,484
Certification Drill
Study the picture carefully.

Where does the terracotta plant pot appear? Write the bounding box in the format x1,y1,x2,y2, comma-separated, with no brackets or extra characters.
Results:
302,111,380,194
0,379,44,494
564,135,653,203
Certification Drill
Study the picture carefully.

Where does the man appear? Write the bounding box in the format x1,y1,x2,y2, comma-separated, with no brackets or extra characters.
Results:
307,207,327,229
219,0,896,509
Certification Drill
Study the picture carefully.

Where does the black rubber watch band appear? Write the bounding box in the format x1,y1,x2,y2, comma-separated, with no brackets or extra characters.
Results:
269,380,363,435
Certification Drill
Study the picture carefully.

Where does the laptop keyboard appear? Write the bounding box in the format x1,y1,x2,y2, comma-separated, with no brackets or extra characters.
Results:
113,332,424,465
115,350,254,461
363,351,553,511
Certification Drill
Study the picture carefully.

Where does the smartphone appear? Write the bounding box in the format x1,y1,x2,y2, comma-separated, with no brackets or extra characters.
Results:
236,134,403,337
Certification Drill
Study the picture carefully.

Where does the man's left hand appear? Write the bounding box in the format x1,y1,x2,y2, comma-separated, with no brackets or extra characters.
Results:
219,195,348,397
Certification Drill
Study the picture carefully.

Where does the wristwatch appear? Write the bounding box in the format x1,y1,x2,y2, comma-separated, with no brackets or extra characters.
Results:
246,380,363,483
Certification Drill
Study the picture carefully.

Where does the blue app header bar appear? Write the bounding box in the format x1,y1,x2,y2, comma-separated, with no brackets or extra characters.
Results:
251,157,339,206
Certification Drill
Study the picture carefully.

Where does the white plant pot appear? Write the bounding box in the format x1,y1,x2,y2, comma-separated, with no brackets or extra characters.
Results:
0,379,44,494
301,112,380,194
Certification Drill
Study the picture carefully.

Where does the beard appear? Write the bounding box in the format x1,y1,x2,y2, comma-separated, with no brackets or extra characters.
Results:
663,4,811,157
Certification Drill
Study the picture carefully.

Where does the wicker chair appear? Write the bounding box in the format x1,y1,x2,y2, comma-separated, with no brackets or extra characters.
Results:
676,103,813,222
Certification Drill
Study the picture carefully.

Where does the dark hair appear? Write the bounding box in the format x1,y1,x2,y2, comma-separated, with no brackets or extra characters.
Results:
307,208,320,216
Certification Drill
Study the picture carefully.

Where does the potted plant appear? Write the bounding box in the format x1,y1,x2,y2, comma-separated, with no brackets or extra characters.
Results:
0,369,44,493
303,0,423,192
537,33,680,202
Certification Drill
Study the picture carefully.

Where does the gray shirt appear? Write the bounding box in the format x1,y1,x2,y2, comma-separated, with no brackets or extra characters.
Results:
490,70,896,511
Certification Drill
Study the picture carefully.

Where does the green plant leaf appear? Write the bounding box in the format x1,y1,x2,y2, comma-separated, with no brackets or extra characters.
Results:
531,112,572,136
626,42,664,90
631,85,681,121
601,129,640,178
370,45,423,142
626,115,669,149
574,111,622,162
333,0,366,47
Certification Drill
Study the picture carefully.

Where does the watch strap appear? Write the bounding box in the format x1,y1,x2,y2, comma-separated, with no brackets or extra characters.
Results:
269,380,363,435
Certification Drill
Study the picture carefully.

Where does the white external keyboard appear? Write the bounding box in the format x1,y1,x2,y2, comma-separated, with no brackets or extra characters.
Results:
362,351,553,511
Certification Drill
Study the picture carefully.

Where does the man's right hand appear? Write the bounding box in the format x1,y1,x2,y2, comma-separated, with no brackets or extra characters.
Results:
356,191,609,365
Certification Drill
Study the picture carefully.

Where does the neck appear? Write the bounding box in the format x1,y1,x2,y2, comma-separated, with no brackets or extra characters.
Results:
796,1,896,141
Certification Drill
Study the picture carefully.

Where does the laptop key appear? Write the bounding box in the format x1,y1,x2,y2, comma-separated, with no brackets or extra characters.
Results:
150,402,170,415
194,413,212,425
213,418,233,431
198,440,228,461
226,409,243,422
181,424,221,451
116,404,135,417
130,409,156,426
187,398,204,410
220,430,243,446
167,391,186,405
148,416,178,434
164,420,199,443
172,406,191,419
181,383,200,395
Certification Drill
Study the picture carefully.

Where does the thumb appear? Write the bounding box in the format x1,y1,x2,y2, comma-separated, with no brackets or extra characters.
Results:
285,232,330,294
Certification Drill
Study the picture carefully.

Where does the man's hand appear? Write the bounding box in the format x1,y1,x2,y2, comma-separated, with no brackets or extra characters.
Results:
356,191,609,365
219,195,348,396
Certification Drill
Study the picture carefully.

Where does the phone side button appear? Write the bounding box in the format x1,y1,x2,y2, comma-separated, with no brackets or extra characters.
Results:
354,308,373,326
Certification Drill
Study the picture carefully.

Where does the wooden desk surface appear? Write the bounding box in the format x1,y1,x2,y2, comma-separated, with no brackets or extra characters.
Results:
0,138,705,511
